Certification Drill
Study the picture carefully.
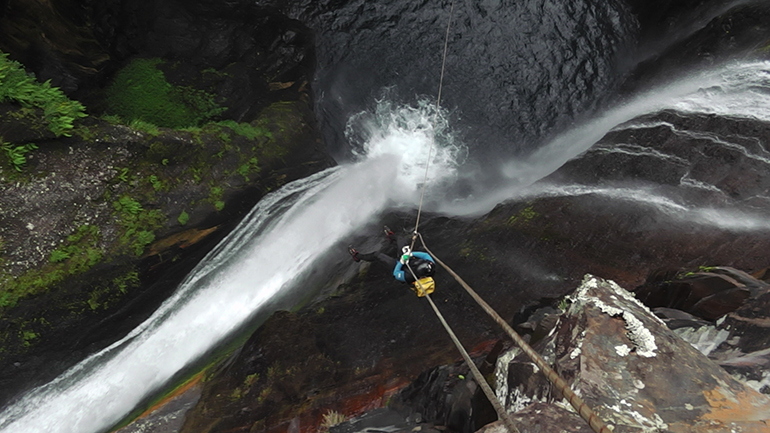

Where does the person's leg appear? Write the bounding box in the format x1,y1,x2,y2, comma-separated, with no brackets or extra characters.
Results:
357,251,396,268
375,252,397,268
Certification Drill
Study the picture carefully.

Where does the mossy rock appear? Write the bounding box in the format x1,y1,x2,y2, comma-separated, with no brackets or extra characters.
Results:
104,58,224,129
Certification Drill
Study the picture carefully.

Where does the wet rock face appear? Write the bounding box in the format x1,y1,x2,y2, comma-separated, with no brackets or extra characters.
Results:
467,107,770,295
0,0,315,122
636,266,767,321
496,275,770,432
178,215,542,433
624,2,770,92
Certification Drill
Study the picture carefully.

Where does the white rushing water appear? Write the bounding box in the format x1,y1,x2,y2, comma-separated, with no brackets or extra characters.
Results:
0,101,462,433
440,60,770,215
3,59,770,433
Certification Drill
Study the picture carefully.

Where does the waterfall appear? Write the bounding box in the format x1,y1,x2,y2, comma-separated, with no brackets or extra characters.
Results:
3,56,770,433
437,60,770,216
0,101,461,433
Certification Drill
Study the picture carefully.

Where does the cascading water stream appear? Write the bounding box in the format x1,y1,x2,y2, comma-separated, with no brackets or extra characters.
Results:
3,57,770,433
0,103,462,433
438,60,770,216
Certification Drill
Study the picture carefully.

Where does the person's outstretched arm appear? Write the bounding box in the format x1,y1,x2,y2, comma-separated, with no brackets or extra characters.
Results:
393,261,407,282
412,251,434,263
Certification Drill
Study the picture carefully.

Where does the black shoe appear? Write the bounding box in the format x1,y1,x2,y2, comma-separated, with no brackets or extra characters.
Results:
348,245,360,262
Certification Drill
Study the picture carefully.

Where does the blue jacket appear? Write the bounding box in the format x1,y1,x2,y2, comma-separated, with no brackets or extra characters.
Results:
393,251,435,283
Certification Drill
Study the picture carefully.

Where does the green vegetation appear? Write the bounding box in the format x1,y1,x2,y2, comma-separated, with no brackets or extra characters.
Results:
1,142,37,171
113,195,165,256
214,120,273,141
47,225,103,270
21,330,38,347
0,225,103,309
680,265,718,278
320,411,347,432
104,58,224,128
149,175,163,191
86,270,140,311
128,118,161,136
177,211,190,226
208,185,225,211
457,240,493,262
116,167,130,183
508,205,539,225
0,51,87,136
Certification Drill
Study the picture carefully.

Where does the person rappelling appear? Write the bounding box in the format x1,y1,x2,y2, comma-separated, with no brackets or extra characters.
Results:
348,227,437,296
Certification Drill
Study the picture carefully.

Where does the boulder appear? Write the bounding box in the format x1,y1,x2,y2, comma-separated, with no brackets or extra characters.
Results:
670,273,770,394
636,267,768,321
495,275,770,433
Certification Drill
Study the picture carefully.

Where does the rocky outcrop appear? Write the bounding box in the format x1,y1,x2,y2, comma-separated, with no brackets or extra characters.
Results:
492,275,770,433
646,267,770,395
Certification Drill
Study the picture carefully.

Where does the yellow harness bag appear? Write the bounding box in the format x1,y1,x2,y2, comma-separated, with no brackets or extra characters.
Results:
411,277,435,297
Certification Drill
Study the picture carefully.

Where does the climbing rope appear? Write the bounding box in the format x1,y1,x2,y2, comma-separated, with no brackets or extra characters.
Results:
410,0,455,251
415,234,613,433
405,263,520,433
403,2,612,432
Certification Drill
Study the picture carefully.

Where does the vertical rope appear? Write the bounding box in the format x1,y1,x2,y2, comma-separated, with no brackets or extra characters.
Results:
416,234,613,433
411,0,455,250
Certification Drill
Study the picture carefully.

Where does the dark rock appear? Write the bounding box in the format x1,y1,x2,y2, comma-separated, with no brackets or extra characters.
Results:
178,215,537,433
670,274,770,393
652,307,712,330
623,2,770,94
0,104,57,144
116,382,202,433
477,403,595,433
329,408,416,433
636,267,770,321
388,361,497,433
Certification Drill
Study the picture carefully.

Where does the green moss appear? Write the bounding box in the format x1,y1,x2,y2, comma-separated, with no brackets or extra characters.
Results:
507,205,539,226
83,269,140,311
214,120,273,141
148,175,163,191
112,195,165,257
0,51,88,136
0,225,103,309
236,156,260,182
177,211,189,226
128,119,161,136
457,240,493,262
21,330,38,347
104,58,224,129
207,185,226,211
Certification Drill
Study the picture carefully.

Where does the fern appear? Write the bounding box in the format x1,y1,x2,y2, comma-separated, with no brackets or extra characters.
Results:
1,142,38,171
0,51,87,136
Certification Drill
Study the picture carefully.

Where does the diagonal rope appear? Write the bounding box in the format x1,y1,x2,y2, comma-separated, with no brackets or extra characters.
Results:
410,0,455,251
405,263,520,433
415,233,613,433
